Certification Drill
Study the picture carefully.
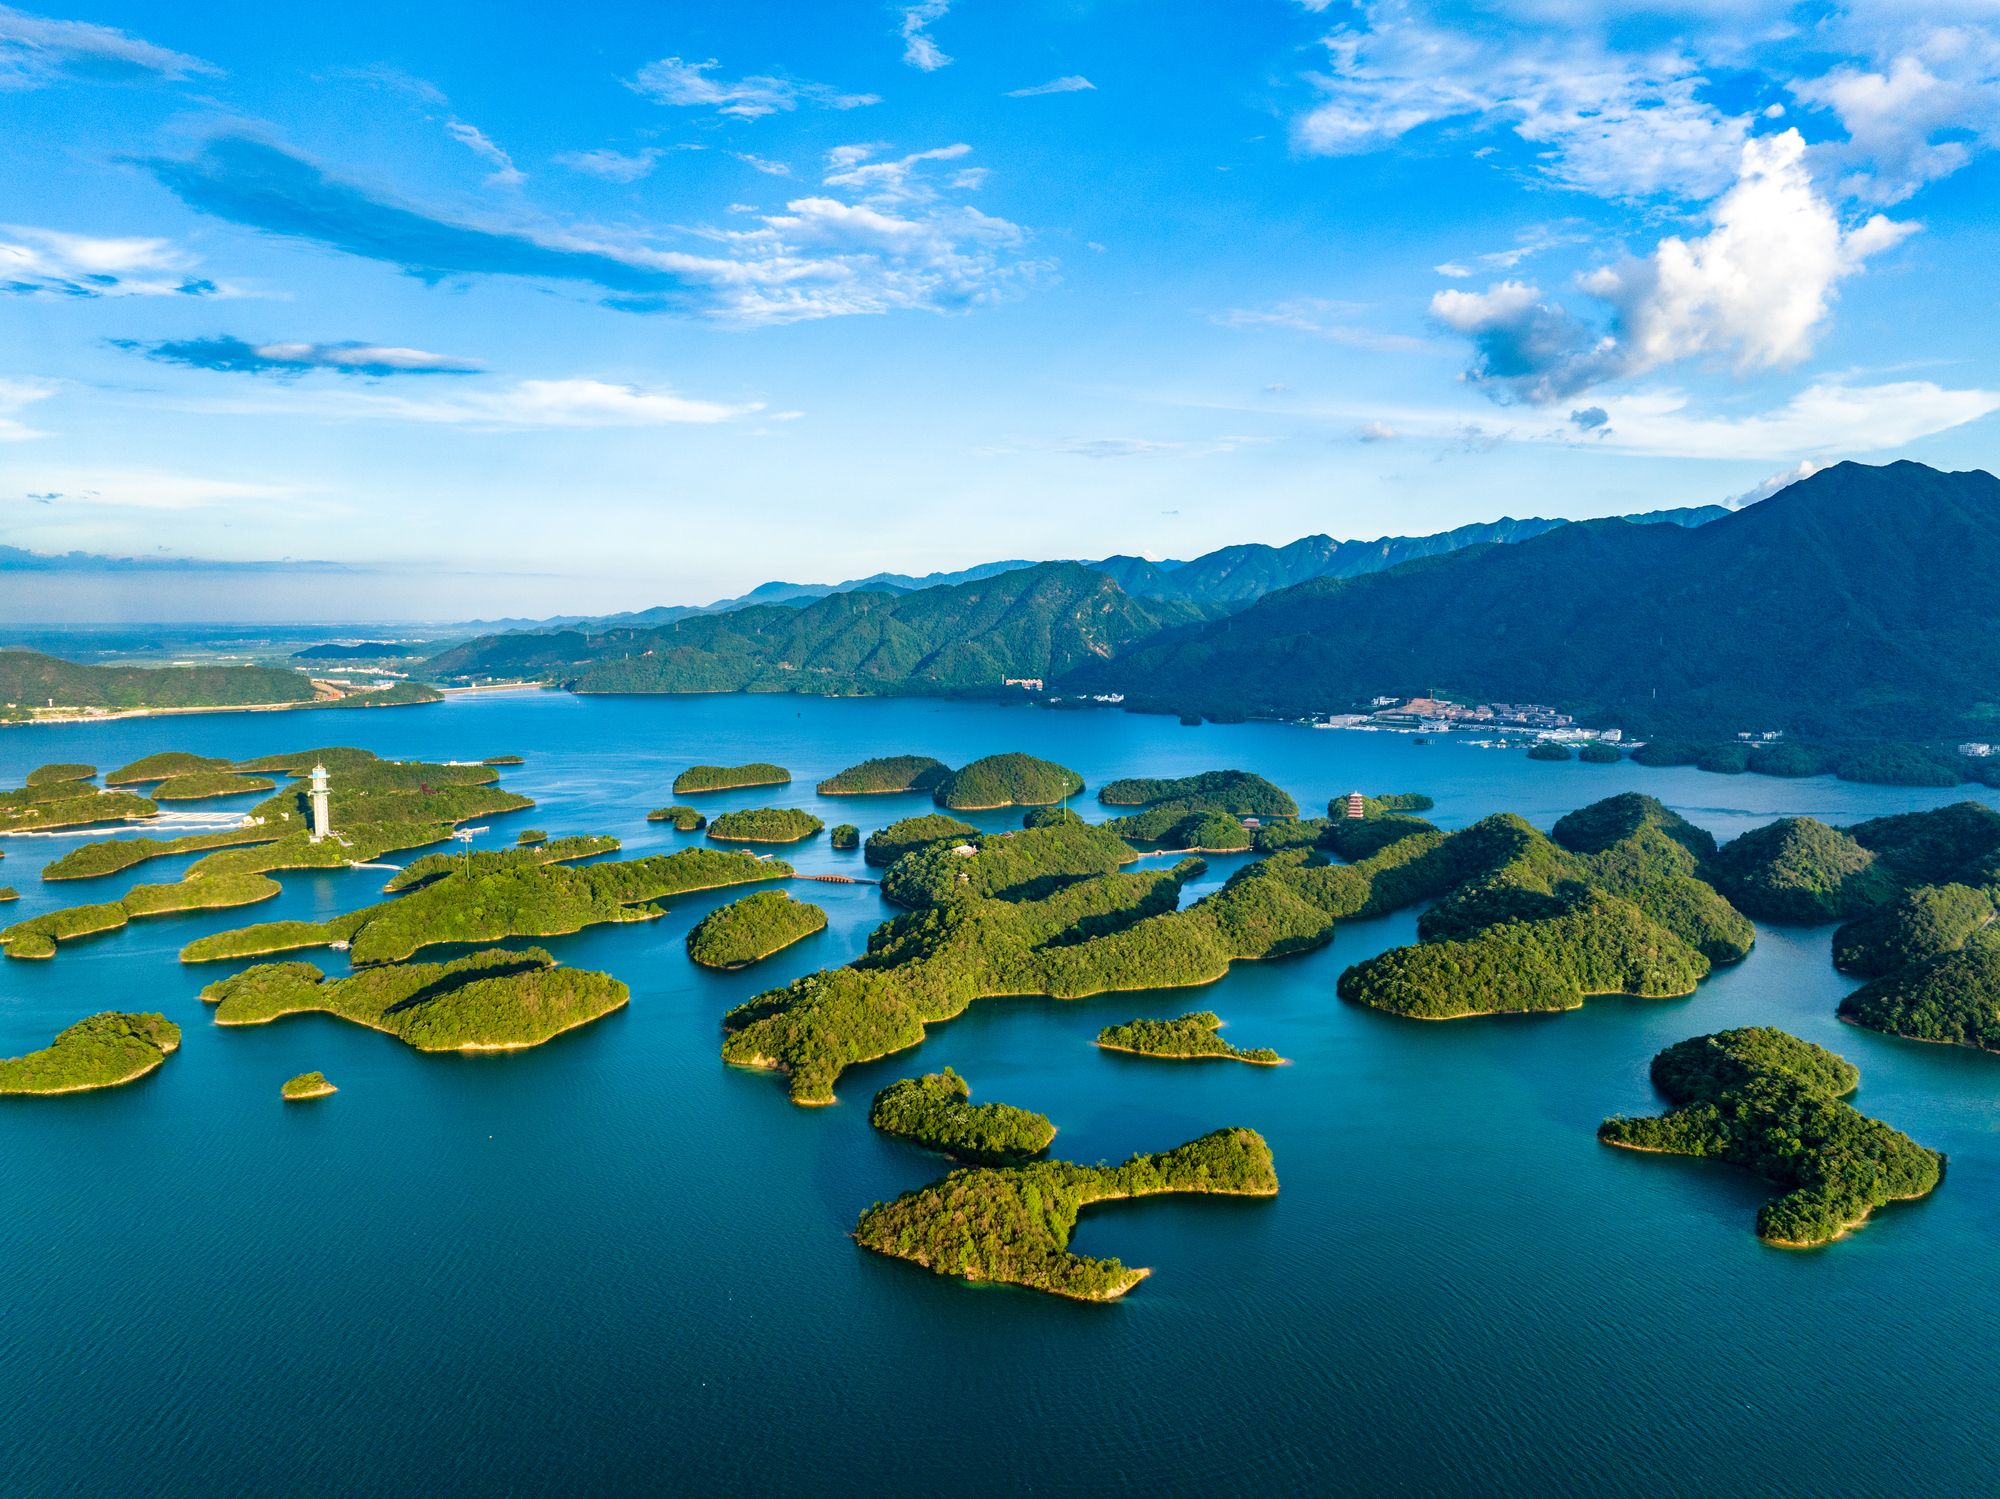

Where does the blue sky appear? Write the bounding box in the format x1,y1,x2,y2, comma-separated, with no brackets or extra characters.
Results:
2,0,1999,620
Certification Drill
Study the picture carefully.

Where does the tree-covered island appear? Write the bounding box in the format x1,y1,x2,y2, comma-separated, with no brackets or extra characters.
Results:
817,755,951,795
0,1011,181,1094
868,1068,1056,1164
282,1071,336,1100
646,805,707,830
203,947,627,1050
706,807,823,844
853,1127,1277,1299
686,891,828,969
672,762,791,794
1097,1011,1283,1064
1599,1027,1943,1247
863,813,978,867
829,823,859,850
932,753,1083,810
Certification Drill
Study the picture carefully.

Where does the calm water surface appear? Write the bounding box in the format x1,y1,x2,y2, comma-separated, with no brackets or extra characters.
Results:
2,693,1995,1497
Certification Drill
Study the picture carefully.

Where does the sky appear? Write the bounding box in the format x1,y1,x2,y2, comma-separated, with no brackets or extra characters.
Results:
3,0,2000,621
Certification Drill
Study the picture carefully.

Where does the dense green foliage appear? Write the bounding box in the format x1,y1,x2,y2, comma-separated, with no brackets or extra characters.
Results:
203,947,627,1050
516,829,547,846
673,763,790,794
1748,743,1829,777
26,762,95,785
1097,770,1297,817
707,807,823,843
1064,462,2000,740
1105,805,1252,850
106,751,227,784
152,770,276,801
830,823,859,850
0,776,157,833
817,755,951,795
1845,802,2000,888
686,891,828,968
868,1068,1056,1164
1835,744,1965,787
382,834,620,893
933,752,1083,810
1097,1011,1282,1064
429,562,1201,697
647,805,707,830
1708,818,1899,923
1833,884,1994,977
0,1011,180,1093
1839,940,2000,1051
863,813,978,867
879,818,1135,907
853,1128,1277,1299
0,887,16,902
3,870,279,958
0,649,317,710
186,845,786,965
281,1071,336,1100
1599,1028,1943,1245
1631,740,1703,767
1578,742,1621,764
1526,742,1573,762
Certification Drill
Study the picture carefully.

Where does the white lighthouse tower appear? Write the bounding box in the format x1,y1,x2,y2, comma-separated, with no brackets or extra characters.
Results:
308,762,332,843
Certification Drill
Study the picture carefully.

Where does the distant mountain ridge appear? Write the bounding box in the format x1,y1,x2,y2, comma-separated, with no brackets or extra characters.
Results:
1064,462,2000,739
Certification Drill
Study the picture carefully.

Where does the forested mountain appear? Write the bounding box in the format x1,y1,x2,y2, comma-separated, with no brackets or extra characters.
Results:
428,562,1199,694
1067,462,2000,738
0,650,320,711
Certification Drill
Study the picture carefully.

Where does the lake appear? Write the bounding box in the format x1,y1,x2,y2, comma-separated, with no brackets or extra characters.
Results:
2,691,1995,1497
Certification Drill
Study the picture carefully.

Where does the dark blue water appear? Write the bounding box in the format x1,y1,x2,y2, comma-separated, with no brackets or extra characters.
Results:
3,693,1996,1497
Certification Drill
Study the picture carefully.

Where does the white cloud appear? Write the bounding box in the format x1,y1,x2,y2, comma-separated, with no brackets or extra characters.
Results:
192,377,763,430
1217,296,1438,354
1575,381,2000,460
1355,420,1398,442
1006,76,1095,97
0,377,51,440
1432,132,1917,403
0,4,216,89
0,225,221,298
627,57,878,119
1791,41,2000,205
2,468,307,509
445,121,523,187
1065,438,1184,459
553,147,663,183
821,142,972,203
1724,457,1827,508
900,2,952,71
732,151,791,177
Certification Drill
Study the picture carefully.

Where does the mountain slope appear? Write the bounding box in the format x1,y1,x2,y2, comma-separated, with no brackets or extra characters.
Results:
1066,463,2000,739
0,649,321,711
429,562,1199,695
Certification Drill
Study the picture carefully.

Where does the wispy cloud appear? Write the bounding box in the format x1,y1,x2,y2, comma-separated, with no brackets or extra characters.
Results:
1214,297,1438,354
627,56,878,119
0,4,216,89
145,132,1042,325
0,377,51,440
189,376,763,430
821,142,970,202
445,120,523,187
0,467,310,510
732,151,792,177
1064,437,1184,459
1005,76,1095,98
553,147,663,183
0,225,220,298
900,2,952,72
116,335,484,378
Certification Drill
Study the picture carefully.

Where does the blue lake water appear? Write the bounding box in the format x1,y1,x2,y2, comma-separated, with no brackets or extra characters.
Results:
2,691,1996,1497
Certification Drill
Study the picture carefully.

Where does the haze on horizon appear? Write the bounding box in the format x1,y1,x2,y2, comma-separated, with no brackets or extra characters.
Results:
3,0,1998,621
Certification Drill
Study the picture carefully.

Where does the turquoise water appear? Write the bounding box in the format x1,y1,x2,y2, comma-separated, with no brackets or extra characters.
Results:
3,692,1996,1497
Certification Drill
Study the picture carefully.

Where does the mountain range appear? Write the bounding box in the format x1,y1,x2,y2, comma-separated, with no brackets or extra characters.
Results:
429,463,2000,740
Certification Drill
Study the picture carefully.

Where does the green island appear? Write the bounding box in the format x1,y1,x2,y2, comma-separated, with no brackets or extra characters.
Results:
829,823,859,850
1526,741,1573,761
646,805,707,830
727,795,1745,1102
516,828,548,846
673,762,791,795
105,751,229,784
8,747,537,955
864,813,978,867
932,753,1083,811
282,1071,336,1101
0,1011,181,1095
1578,742,1622,763
27,762,96,786
868,1067,1056,1164
183,844,785,965
152,770,276,801
707,807,823,844
1335,794,1753,1019
482,755,525,766
0,648,439,717
1096,1011,1283,1064
1098,769,1297,816
203,947,627,1050
853,1127,1277,1300
1707,817,1898,922
817,755,950,796
0,773,158,833
1833,883,1995,977
0,886,16,902
1106,805,1251,851
382,834,620,892
1599,1027,1943,1247
686,890,828,969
